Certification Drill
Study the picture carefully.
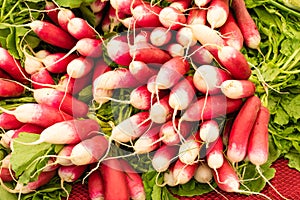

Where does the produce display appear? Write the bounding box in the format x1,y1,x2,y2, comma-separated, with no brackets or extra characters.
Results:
0,0,299,200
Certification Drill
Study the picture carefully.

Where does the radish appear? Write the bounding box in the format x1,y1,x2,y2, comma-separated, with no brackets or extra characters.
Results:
31,68,55,89
166,43,185,57
56,73,92,95
217,45,252,80
206,136,224,169
45,1,59,24
194,162,213,183
219,11,244,51
146,75,158,94
90,0,108,13
195,0,212,7
42,52,78,74
93,88,114,105
106,35,132,66
169,0,191,12
227,96,261,163
0,47,29,84
57,8,75,31
58,164,87,182
149,27,172,47
152,144,179,172
134,30,151,43
220,79,256,99
111,111,151,143
133,125,161,154
188,45,213,65
199,120,220,143
30,20,77,49
0,103,73,128
159,6,186,30
163,164,177,186
75,38,103,58
129,61,158,84
129,85,154,110
172,159,198,185
24,54,44,75
221,117,234,145
169,76,196,111
176,27,197,47
42,157,60,172
155,56,190,90
56,144,76,166
100,158,130,200
149,95,173,124
67,56,94,79
0,68,12,79
70,135,108,166
231,0,261,49
206,0,229,28
1,130,15,148
11,123,44,140
132,3,163,27
0,112,24,130
178,132,202,164
110,0,142,15
33,88,89,117
187,7,207,25
67,17,98,39
181,95,243,122
0,167,15,182
88,169,104,200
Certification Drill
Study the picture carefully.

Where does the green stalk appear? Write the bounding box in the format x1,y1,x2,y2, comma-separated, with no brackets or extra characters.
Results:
280,48,300,71
1,1,20,23
0,0,7,21
269,0,300,18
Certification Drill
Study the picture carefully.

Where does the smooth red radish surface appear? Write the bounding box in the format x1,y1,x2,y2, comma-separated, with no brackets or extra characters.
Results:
159,6,186,30
93,68,139,90
24,54,44,75
176,27,197,47
0,47,29,84
170,0,192,12
129,61,158,84
152,145,179,172
166,43,185,57
133,126,161,154
159,119,193,145
172,159,198,185
178,132,202,164
2,103,73,128
213,159,240,192
31,68,55,89
106,35,132,66
28,119,100,145
195,0,212,7
156,56,190,90
56,144,76,166
218,46,252,80
57,8,75,31
92,59,111,81
149,27,172,47
70,135,108,166
199,120,220,143
129,85,153,110
58,164,87,182
231,0,261,49
132,3,163,27
169,76,196,110
188,45,213,65
67,17,97,39
0,112,24,130
75,38,103,58
56,73,92,95
67,56,94,79
119,159,146,200
110,0,142,15
247,106,270,166
14,170,56,194
42,52,78,74
45,1,59,24
0,167,15,182
0,68,12,79
219,11,244,51
30,20,77,49
88,169,104,200
227,96,261,163
150,95,173,124
100,158,130,200
181,95,243,122
194,163,213,183
130,41,172,64
206,136,224,169
111,111,151,143
187,7,207,25
11,123,44,140
33,88,89,117
207,0,229,28
90,0,108,13
220,79,256,99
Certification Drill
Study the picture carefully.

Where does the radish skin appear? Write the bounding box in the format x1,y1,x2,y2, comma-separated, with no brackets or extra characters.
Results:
220,79,256,99
150,95,173,124
106,36,132,66
132,3,162,27
57,144,76,166
31,68,55,89
88,169,104,200
194,163,213,183
133,126,161,154
67,56,94,79
206,0,229,28
75,38,103,58
67,17,97,39
149,27,172,47
187,7,207,25
58,164,87,182
152,145,179,172
176,27,197,47
166,43,185,57
159,6,186,30
199,120,220,143
0,78,24,97
57,8,75,31
42,52,78,74
178,132,202,164
0,112,24,130
172,159,198,185
188,45,213,65
129,61,158,84
206,136,224,169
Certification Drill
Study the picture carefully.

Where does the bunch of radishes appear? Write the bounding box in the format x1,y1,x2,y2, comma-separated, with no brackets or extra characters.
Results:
0,0,275,199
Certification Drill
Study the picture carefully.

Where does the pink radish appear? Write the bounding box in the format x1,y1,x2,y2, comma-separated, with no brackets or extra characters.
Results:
0,103,73,128
188,45,213,65
176,27,197,47
75,38,103,58
178,132,202,164
194,0,212,7
0,78,24,97
106,35,132,66
159,6,186,30
149,95,173,124
58,164,87,182
42,157,60,172
67,56,94,79
194,162,213,183
0,112,24,130
163,164,177,186
187,7,207,25
129,61,158,84
166,43,185,57
57,8,75,31
0,47,29,84
11,123,44,140
67,17,98,39
152,144,179,172
206,0,229,28
181,95,243,122
199,120,220,143
169,0,191,12
24,54,44,75
220,79,256,99
33,88,89,117
217,45,252,80
56,144,76,166
129,85,154,110
111,111,151,143
231,0,261,49
110,0,142,15
0,167,15,182
219,11,244,51
88,169,104,200
132,3,163,27
45,1,59,24
227,96,261,163
30,20,77,49
206,136,224,169
155,56,190,89
0,68,12,79
149,27,172,47
133,125,161,154
146,75,158,94
42,52,78,74
31,68,55,89
172,159,198,185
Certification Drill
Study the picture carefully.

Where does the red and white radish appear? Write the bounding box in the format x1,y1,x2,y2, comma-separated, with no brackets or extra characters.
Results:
149,27,172,47
133,125,161,154
88,169,105,200
178,132,202,164
67,56,94,79
58,164,87,182
220,79,256,99
152,145,179,172
129,61,158,84
206,0,229,28
194,162,213,183
159,6,186,30
172,159,198,185
42,52,78,74
206,136,224,169
150,95,173,124
199,120,220,143
67,17,98,39
57,8,75,31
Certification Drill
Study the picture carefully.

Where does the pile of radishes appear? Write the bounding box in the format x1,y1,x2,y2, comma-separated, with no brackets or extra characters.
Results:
0,0,278,199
